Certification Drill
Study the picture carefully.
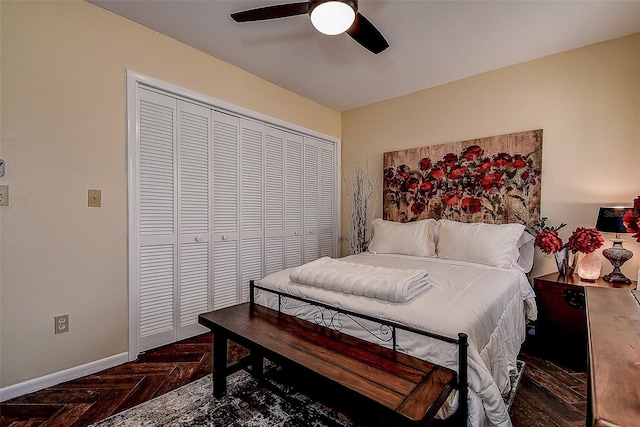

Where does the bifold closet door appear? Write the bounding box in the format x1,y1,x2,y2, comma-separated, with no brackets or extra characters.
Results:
303,138,320,263
212,113,266,308
284,133,304,268
138,89,177,352
303,137,336,263
176,101,212,341
318,140,335,258
264,127,286,275
137,88,212,352
239,119,264,302
212,111,240,310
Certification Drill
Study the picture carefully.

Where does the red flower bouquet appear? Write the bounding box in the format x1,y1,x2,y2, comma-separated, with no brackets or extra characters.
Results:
567,227,604,254
623,195,640,243
530,218,604,255
529,218,604,276
529,217,566,254
535,228,563,255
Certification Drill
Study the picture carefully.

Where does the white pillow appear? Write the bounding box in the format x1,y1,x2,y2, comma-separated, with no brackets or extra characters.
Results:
511,231,535,272
368,218,437,257
436,220,526,268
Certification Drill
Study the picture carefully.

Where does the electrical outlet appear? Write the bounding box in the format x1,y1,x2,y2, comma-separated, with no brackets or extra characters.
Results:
54,314,69,334
0,185,8,206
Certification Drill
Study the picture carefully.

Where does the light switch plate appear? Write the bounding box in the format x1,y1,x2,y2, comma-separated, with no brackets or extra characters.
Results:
0,185,8,206
88,189,101,207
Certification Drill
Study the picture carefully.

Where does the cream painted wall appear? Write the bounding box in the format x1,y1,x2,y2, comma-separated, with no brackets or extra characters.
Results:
341,33,640,281
0,1,339,388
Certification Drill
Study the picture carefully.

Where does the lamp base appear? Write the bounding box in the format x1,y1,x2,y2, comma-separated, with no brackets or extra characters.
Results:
602,271,632,284
602,239,633,284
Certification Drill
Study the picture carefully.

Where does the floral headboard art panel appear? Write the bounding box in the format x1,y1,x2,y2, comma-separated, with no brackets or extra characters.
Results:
383,129,542,225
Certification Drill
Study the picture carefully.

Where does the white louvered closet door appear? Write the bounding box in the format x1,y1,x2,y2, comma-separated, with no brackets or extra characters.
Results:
303,138,321,263
138,89,178,352
284,133,304,268
137,89,213,351
318,140,336,258
212,111,240,310
264,127,285,275
239,119,264,302
302,137,336,262
176,101,212,340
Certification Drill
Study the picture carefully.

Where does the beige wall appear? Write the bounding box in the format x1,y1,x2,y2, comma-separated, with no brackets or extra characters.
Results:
342,33,640,280
0,1,340,388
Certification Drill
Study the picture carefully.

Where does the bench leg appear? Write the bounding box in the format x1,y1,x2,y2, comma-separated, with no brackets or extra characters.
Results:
213,331,228,398
251,351,264,379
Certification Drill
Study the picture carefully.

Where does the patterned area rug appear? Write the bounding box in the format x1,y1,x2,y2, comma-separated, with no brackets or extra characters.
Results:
90,361,525,427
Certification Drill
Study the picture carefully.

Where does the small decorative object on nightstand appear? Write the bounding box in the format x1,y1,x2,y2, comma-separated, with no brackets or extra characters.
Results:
596,206,634,284
576,252,601,281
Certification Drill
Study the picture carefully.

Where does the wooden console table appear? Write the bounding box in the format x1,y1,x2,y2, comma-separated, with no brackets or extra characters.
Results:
586,287,640,426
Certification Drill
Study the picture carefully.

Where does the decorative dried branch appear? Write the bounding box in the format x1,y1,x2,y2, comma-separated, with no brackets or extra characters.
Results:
342,160,378,254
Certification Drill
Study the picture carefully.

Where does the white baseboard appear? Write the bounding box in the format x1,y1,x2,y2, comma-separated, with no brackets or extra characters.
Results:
0,352,129,402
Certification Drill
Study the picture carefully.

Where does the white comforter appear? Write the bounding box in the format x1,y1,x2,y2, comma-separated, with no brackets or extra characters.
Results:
255,253,536,427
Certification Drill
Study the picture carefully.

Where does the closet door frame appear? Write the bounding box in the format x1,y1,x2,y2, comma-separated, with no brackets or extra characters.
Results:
127,70,340,361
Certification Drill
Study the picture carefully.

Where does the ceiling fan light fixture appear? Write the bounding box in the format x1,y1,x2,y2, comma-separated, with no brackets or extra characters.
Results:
309,0,356,35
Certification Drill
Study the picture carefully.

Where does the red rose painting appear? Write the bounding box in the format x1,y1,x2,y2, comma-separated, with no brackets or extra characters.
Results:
461,197,482,214
383,130,542,224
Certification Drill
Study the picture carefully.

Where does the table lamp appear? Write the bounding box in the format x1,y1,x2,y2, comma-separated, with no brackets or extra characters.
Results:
595,207,633,284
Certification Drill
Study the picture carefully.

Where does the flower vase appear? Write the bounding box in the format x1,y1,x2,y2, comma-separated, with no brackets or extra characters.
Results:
554,247,576,277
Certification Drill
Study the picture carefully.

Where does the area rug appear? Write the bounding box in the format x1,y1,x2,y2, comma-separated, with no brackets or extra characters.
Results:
505,360,525,411
90,361,525,427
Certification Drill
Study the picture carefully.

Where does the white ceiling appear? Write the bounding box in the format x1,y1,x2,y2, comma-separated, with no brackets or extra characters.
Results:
89,0,640,111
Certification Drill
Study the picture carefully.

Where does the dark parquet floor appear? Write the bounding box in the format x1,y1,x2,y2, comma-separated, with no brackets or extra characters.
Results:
1,333,587,427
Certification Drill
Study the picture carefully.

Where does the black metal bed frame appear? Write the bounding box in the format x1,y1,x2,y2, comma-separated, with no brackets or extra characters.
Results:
249,279,469,423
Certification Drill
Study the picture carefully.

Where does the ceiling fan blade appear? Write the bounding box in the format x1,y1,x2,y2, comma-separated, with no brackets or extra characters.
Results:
231,2,309,22
346,12,389,54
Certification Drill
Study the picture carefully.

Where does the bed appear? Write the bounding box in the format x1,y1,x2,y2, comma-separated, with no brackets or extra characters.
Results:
255,218,537,427
256,132,542,426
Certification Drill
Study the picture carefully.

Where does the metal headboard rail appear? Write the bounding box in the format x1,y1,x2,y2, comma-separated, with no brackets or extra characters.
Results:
249,279,469,422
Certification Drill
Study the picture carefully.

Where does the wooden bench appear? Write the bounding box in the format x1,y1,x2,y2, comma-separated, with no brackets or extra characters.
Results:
198,282,468,426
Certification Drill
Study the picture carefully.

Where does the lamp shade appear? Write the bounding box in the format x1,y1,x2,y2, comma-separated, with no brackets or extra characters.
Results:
309,0,356,35
595,207,631,233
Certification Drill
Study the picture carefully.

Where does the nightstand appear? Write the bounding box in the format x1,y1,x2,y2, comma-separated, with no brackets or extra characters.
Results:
532,272,637,371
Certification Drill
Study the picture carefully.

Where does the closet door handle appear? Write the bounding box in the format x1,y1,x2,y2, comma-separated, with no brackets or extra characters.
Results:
222,235,227,241
294,230,299,235
195,236,202,242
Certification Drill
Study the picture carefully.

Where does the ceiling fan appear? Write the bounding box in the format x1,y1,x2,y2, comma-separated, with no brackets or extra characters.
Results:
230,0,389,54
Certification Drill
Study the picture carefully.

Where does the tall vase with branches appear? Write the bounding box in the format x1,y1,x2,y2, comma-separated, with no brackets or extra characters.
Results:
342,160,377,254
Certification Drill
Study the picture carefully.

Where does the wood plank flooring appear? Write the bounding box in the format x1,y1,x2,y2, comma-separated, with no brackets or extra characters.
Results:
0,334,216,427
510,353,588,427
1,333,587,427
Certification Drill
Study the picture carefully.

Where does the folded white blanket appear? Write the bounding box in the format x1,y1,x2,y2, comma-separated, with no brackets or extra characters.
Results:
288,257,431,303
